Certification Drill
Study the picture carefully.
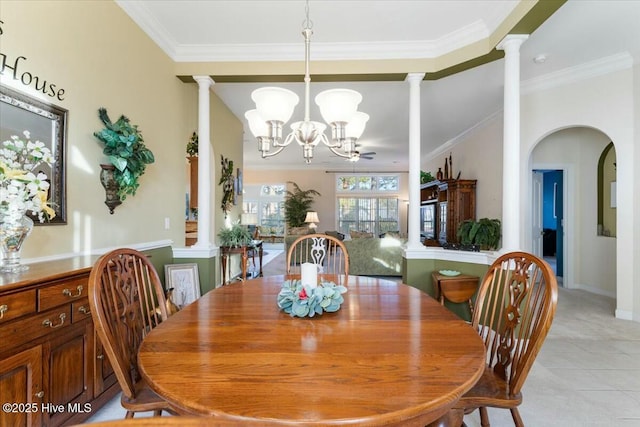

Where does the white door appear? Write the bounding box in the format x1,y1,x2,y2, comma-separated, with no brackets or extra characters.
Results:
532,171,544,257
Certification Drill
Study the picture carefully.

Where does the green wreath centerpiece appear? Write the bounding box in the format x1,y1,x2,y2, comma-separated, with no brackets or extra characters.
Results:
277,280,347,318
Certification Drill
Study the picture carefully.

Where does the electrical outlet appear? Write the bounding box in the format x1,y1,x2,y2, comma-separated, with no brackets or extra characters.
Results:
164,217,170,230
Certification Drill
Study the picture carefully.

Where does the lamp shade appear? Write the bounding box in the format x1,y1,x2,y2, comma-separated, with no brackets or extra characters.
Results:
251,87,299,123
244,109,269,138
241,213,258,225
344,111,370,139
315,89,362,124
304,211,319,224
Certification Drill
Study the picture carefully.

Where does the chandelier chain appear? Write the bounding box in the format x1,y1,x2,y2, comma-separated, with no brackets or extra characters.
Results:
303,0,313,31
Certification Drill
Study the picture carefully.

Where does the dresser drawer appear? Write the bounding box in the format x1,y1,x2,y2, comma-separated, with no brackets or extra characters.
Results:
0,305,71,349
72,298,92,323
0,290,36,324
38,277,87,311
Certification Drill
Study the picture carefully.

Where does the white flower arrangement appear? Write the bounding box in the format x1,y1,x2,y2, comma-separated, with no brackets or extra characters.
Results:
0,130,56,224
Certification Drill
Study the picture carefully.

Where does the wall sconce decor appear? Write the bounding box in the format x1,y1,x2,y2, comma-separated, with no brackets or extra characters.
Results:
99,164,121,214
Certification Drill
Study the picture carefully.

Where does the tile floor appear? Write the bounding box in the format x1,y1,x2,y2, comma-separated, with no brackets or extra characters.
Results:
85,285,640,427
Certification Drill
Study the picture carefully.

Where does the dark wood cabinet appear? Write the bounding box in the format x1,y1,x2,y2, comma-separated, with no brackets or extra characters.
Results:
438,179,477,245
0,346,43,427
0,257,119,427
43,322,93,427
93,332,116,397
420,179,477,245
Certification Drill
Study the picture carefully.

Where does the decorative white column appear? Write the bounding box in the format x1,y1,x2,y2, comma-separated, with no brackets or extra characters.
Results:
497,35,528,252
405,72,426,251
193,76,216,249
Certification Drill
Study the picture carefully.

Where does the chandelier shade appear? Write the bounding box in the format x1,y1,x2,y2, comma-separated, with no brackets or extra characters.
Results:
251,87,299,123
314,89,362,124
245,109,269,138
245,0,368,164
344,112,370,140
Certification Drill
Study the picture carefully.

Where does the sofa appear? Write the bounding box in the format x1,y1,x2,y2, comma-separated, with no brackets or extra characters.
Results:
285,231,405,276
343,235,405,276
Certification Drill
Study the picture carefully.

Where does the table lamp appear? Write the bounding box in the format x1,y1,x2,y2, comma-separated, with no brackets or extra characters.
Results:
304,211,319,231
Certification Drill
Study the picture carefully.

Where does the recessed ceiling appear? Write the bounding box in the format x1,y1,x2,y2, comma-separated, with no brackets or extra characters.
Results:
117,0,640,171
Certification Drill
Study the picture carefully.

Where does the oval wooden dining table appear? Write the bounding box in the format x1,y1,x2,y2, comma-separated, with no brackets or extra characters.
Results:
138,275,485,427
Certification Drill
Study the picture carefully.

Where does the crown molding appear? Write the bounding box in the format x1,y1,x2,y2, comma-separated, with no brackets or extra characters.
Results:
424,110,503,162
116,0,491,63
116,0,179,59
521,52,634,95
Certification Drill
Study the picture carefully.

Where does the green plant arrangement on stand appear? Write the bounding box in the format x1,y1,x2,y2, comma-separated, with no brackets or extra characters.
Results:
457,218,502,250
93,108,155,202
284,182,321,228
217,222,252,247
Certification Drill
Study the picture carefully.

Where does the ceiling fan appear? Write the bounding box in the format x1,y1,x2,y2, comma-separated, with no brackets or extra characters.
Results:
349,150,377,162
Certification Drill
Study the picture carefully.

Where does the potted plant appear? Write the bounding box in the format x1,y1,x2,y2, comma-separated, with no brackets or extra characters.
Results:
218,222,252,247
420,170,435,184
284,182,320,228
457,218,501,251
94,108,155,201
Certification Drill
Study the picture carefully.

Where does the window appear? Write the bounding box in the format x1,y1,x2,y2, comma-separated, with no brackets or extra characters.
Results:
337,197,399,235
243,184,286,235
337,175,398,192
336,175,400,235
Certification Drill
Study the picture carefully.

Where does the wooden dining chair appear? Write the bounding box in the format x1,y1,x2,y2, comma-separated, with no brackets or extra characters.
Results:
286,233,349,285
88,248,176,418
458,251,558,427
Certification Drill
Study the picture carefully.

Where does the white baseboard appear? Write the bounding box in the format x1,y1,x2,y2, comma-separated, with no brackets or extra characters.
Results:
571,283,616,299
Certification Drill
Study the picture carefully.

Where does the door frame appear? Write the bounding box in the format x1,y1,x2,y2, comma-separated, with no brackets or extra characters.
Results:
531,163,574,289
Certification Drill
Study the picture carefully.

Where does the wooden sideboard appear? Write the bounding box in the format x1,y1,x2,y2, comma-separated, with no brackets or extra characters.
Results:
0,257,119,427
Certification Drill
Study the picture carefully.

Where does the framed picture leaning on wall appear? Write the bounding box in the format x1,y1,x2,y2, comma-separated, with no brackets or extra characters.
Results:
164,263,201,308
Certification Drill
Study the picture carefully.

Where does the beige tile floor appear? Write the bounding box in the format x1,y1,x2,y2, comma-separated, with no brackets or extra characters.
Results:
85,286,640,427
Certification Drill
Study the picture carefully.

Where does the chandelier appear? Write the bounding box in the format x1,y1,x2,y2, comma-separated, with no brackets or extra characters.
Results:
244,0,369,164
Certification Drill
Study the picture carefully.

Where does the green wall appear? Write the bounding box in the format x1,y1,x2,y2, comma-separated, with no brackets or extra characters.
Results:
403,258,489,321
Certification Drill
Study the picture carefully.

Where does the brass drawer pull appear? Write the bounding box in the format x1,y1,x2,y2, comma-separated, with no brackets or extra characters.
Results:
0,304,7,319
62,285,83,298
42,313,66,328
35,391,45,399
78,305,91,315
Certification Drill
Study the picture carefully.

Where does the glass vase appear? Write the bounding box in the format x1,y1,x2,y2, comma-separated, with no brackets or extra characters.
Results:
0,214,34,273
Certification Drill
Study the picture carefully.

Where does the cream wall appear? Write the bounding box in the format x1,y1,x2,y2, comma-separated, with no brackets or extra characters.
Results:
521,66,636,319
243,169,409,234
1,1,192,259
422,115,503,220
211,90,245,241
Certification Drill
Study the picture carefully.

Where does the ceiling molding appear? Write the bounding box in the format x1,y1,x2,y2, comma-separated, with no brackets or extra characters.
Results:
172,32,490,63
423,111,503,162
521,52,634,95
115,0,179,59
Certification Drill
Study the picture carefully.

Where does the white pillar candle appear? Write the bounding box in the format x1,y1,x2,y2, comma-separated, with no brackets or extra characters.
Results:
301,262,318,289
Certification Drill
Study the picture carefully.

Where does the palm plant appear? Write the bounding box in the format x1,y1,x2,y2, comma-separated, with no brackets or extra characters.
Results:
284,182,320,228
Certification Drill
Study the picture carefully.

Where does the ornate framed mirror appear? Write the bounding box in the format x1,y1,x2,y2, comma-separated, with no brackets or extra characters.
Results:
0,84,67,224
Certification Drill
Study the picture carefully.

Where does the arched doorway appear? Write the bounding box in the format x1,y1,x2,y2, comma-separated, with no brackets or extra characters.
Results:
530,126,617,298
